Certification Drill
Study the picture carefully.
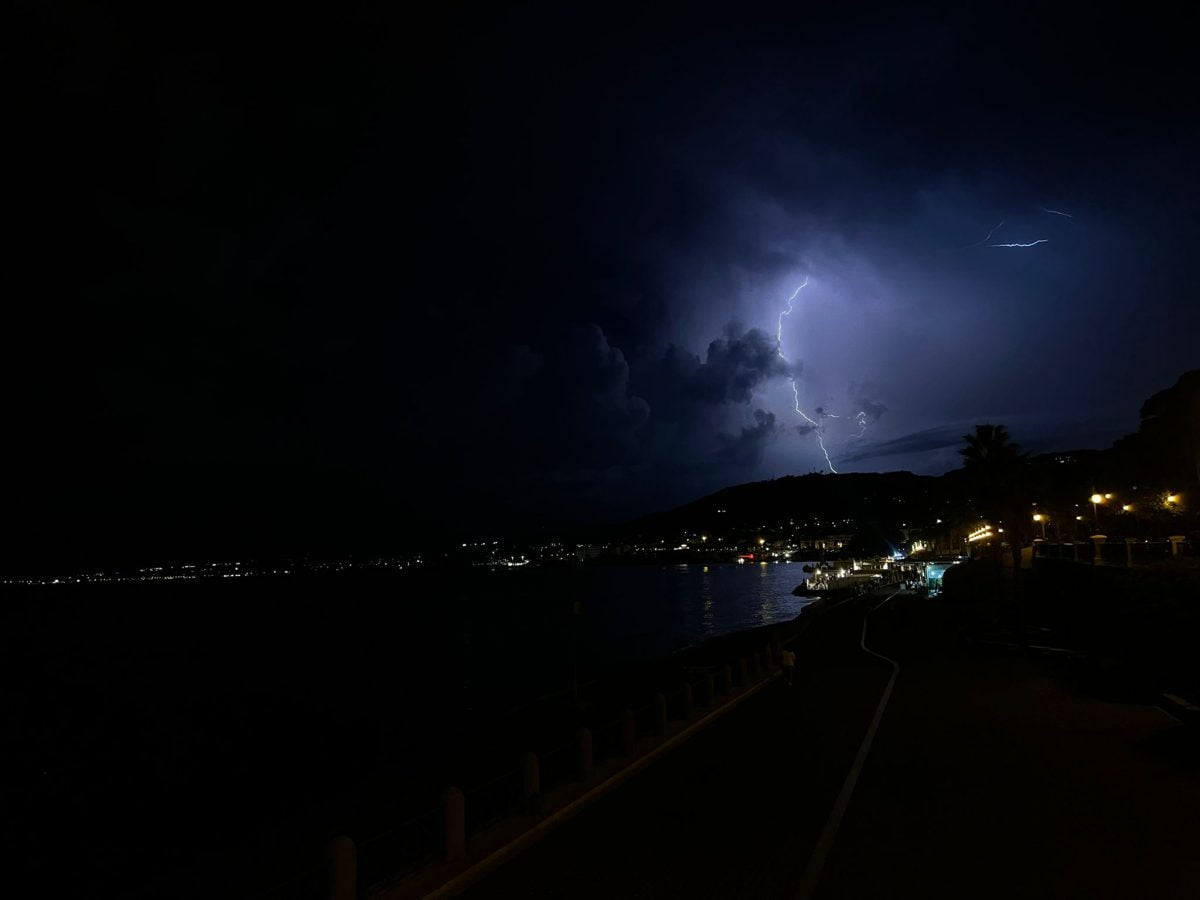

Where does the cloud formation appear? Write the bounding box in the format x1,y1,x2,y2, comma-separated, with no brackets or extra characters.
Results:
835,425,968,464
717,408,779,467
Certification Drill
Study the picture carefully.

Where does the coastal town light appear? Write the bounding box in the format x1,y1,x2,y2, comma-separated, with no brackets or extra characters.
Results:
967,524,995,542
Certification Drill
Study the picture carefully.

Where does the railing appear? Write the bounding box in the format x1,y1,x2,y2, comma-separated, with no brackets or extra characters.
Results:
1033,538,1191,567
262,593,836,899
357,809,442,890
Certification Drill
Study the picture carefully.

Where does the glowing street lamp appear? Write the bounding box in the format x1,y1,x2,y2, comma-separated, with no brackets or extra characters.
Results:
1032,513,1047,540
1089,493,1103,528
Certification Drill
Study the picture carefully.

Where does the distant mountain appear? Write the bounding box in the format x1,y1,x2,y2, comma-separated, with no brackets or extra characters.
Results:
624,369,1199,540
628,470,959,536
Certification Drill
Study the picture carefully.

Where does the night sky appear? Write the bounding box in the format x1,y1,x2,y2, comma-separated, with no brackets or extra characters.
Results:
9,3,1200,564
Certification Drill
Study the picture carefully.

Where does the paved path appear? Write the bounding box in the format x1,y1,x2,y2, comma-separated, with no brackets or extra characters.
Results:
461,591,1200,898
818,599,1200,899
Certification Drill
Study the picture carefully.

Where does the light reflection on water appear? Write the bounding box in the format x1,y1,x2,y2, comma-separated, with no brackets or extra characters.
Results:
462,561,816,659
700,567,715,637
453,561,818,713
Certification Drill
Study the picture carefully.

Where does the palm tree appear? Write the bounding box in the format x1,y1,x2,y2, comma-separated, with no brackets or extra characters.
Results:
959,424,1023,471
960,424,1032,623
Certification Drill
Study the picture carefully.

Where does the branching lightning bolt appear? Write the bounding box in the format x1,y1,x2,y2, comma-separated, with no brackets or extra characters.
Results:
963,219,1005,249
854,410,868,437
1041,207,1073,218
776,277,838,473
987,239,1048,248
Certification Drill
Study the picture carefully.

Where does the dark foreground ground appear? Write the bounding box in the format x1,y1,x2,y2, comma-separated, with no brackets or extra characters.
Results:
460,589,1200,899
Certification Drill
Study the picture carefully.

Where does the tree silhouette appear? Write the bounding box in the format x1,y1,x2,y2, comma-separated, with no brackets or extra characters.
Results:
960,425,1028,510
960,424,1022,471
960,424,1033,621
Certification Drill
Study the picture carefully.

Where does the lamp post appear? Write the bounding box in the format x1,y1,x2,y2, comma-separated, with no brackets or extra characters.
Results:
1033,513,1047,541
1089,493,1102,529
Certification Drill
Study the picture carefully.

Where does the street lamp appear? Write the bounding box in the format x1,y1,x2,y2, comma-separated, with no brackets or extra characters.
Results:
1033,513,1047,540
1089,493,1103,528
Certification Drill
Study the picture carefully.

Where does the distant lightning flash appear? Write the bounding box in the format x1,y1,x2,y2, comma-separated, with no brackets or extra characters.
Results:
962,218,1005,249
775,278,807,349
1041,207,1074,218
776,278,838,473
854,411,868,437
987,238,1048,248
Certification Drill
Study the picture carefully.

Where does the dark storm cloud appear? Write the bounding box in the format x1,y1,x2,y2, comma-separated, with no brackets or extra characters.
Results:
489,321,794,506
717,409,779,467
692,325,790,404
849,383,888,425
9,1,1200,558
837,426,967,464
635,323,791,420
519,324,650,468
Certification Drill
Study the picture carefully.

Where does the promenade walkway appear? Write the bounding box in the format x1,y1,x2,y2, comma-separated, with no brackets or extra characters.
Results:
460,589,1200,898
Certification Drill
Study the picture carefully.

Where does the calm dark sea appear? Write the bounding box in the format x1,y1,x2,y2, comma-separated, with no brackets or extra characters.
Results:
6,561,814,896
455,561,815,710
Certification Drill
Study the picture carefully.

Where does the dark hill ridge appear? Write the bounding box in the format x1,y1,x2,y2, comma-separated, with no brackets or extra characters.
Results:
624,369,1199,540
633,471,956,535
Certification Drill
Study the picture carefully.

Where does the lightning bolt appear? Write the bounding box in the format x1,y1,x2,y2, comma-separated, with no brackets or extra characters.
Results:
963,218,1005,249
988,239,1048,248
776,278,838,473
1041,207,1074,218
854,410,868,437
